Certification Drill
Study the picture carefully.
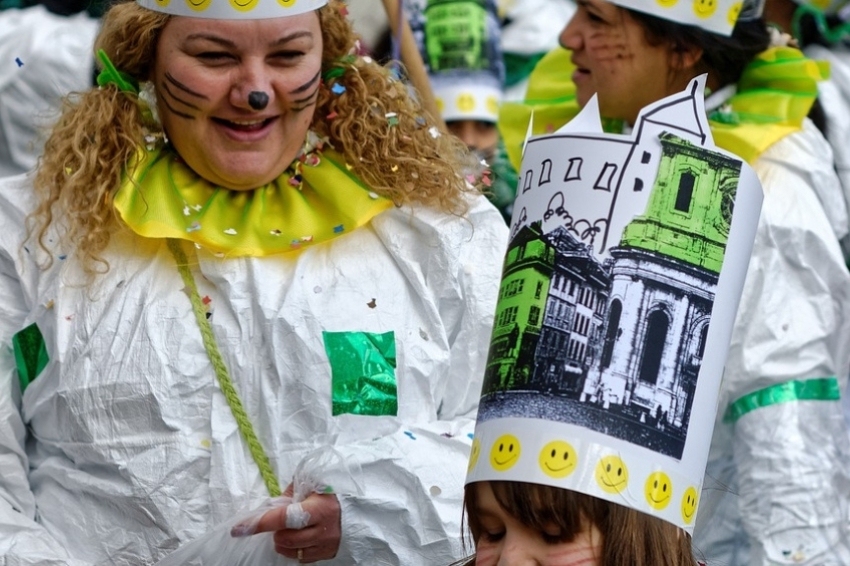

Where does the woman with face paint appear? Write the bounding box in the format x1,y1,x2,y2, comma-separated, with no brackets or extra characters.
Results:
488,1,850,565
0,0,509,564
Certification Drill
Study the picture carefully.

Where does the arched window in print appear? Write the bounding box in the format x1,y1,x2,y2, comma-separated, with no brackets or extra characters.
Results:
539,159,553,185
639,310,669,384
600,299,621,369
594,162,618,192
697,324,709,359
565,157,583,181
674,171,696,212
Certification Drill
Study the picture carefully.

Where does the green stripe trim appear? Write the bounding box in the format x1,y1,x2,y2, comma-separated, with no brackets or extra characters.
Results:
724,377,841,423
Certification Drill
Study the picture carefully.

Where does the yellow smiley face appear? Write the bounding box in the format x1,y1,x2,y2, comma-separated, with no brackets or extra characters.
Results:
486,96,499,116
456,93,476,113
693,0,718,18
489,434,521,472
538,440,578,479
278,0,298,6
645,471,673,510
727,2,742,25
468,438,481,473
681,486,698,524
656,0,679,6
185,0,211,11
155,0,170,6
230,0,259,10
595,455,628,494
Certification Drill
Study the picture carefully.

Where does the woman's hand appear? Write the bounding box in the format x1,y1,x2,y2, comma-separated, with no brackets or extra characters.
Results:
251,488,342,563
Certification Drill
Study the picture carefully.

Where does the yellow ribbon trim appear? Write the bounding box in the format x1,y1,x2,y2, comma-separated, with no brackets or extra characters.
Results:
114,147,392,257
498,46,828,168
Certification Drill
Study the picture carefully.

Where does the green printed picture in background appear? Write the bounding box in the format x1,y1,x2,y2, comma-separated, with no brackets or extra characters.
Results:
323,330,398,417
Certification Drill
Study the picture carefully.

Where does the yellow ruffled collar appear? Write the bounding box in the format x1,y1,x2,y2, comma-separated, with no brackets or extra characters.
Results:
114,135,392,257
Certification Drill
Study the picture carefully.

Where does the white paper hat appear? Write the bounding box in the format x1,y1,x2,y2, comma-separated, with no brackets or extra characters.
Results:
610,0,759,36
136,0,328,19
433,75,503,123
465,76,763,532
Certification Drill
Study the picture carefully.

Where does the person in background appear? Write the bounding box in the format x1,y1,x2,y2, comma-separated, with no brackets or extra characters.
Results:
400,0,515,221
0,0,508,563
0,0,103,177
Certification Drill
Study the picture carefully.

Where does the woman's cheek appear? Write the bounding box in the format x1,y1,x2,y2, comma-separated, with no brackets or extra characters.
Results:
474,540,499,565
545,542,601,566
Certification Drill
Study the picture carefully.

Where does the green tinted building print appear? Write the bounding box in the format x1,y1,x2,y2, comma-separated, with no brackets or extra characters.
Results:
585,133,739,437
483,222,553,393
620,133,740,273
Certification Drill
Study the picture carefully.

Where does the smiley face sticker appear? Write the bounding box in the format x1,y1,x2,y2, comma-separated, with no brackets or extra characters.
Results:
278,0,298,6
595,455,628,494
468,438,481,473
490,434,521,472
693,0,718,18
185,0,211,11
538,440,578,479
645,471,673,511
456,93,476,113
727,1,742,25
155,0,170,6
230,0,260,11
681,486,698,524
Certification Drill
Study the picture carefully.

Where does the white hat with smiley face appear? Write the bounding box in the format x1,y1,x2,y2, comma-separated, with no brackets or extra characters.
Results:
136,0,329,19
609,0,763,36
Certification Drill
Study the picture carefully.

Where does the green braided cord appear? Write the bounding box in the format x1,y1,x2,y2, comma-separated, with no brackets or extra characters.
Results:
167,239,282,497
724,377,840,424
792,4,850,45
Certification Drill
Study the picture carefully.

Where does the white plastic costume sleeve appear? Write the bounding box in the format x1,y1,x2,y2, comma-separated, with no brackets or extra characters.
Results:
332,196,507,564
696,122,850,565
0,176,91,565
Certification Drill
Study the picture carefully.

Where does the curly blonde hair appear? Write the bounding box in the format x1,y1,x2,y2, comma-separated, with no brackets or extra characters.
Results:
30,0,478,273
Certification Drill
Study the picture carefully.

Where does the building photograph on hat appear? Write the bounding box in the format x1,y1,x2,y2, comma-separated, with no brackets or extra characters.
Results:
463,76,764,563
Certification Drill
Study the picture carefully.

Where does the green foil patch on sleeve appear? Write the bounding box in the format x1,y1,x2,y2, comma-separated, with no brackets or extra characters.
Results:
323,331,398,417
12,323,48,393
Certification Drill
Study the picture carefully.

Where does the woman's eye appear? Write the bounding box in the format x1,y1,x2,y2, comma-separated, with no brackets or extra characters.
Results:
482,530,505,542
196,52,234,62
271,50,305,61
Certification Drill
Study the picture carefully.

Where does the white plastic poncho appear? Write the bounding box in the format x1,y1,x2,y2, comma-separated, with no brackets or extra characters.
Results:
0,5,99,177
0,174,509,564
693,119,850,565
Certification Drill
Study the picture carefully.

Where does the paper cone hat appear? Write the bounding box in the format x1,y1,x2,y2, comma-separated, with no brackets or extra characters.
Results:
136,0,328,19
465,76,763,531
409,0,505,123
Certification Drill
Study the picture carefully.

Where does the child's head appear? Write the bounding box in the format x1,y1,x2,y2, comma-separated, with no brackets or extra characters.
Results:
465,481,698,566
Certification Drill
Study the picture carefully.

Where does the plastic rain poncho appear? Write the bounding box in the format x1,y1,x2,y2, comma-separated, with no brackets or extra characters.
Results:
0,172,508,565
693,118,850,566
0,5,99,178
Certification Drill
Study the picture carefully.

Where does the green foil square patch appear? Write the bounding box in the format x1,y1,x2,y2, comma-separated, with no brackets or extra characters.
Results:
12,322,48,393
323,331,398,417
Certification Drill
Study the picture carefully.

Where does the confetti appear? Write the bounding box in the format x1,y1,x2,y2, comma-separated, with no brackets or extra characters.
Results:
404,431,416,440
482,174,492,187
415,116,426,127
44,300,55,310
15,58,23,67
367,298,377,308
326,111,338,120
288,175,302,187
331,83,346,95
270,229,282,236
465,174,476,184
300,235,313,242
391,165,398,172
186,222,201,233
183,205,191,216
467,433,474,440
428,126,440,138
362,56,373,64
333,224,345,233
385,112,399,126
223,228,237,235
202,295,212,305
368,191,379,199
58,254,67,260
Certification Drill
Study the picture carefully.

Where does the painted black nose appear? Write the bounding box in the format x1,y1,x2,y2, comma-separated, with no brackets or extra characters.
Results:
248,91,269,110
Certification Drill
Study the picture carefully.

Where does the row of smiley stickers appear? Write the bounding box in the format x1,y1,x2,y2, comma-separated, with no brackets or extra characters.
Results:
468,434,700,525
150,0,301,12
